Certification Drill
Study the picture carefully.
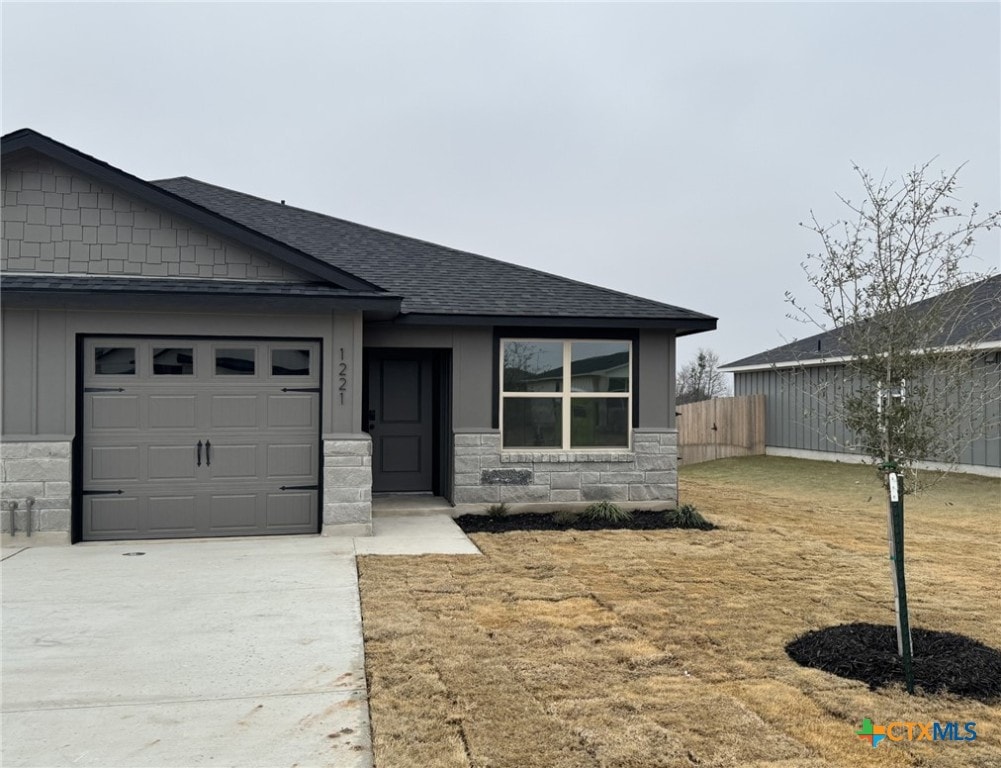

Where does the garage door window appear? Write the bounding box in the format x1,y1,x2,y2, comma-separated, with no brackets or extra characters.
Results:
216,348,255,375
95,347,136,375
272,348,311,376
153,347,194,375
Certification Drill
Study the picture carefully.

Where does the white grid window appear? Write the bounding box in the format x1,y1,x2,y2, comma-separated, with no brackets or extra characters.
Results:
500,339,631,450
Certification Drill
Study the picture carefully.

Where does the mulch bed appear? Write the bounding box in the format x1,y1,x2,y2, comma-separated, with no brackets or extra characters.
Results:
455,509,716,534
786,622,1001,702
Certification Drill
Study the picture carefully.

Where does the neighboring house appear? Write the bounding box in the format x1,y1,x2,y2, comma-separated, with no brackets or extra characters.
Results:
721,276,1001,475
0,129,717,542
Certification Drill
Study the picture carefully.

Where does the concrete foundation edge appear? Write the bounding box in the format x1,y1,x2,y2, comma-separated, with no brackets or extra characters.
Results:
765,446,1001,478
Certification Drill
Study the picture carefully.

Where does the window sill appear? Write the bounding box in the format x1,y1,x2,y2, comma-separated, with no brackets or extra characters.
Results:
501,451,635,463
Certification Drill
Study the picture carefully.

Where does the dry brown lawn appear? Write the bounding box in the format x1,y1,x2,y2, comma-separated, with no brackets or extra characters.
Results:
358,457,1001,768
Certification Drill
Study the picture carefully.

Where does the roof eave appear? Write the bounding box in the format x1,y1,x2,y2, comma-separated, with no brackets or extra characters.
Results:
1,282,403,317
721,339,1001,373
392,312,718,332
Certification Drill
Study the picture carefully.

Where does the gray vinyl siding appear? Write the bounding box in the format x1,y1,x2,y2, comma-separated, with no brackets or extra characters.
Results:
733,366,854,455
734,356,1001,468
363,324,495,429
363,325,677,432
0,306,364,439
639,329,676,429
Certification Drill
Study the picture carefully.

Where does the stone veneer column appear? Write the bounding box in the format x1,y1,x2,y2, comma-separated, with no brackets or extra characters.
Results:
1,440,72,542
322,434,373,536
452,429,678,509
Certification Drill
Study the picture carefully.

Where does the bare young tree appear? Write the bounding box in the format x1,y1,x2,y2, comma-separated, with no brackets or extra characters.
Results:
787,162,1000,483
786,160,1001,692
676,348,730,405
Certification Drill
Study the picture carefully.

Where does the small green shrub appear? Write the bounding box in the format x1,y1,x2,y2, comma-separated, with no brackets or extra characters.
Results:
663,503,715,530
485,502,509,519
581,501,633,523
552,509,579,526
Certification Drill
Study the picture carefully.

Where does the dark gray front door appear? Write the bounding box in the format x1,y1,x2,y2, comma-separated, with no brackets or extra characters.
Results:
81,338,320,540
368,352,433,492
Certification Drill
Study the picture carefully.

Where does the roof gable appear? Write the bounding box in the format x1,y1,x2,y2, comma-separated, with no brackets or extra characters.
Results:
1,152,320,282
1,129,381,291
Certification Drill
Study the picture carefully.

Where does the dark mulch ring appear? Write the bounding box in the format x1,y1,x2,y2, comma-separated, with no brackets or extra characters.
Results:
786,622,1001,702
455,509,716,534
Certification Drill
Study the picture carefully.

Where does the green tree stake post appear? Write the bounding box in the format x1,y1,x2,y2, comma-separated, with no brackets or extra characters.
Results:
884,464,915,694
785,162,1001,697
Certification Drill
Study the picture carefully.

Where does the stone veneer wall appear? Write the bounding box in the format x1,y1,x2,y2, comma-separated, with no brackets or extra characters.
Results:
453,429,678,507
323,436,373,535
0,441,72,536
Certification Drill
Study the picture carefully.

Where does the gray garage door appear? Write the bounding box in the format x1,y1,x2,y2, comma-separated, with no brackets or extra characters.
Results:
82,338,320,540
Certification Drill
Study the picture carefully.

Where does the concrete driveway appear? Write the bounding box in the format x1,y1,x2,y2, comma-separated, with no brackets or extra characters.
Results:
1,536,372,768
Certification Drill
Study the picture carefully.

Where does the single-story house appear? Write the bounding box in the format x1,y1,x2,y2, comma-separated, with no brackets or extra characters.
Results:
0,129,717,542
721,275,1001,475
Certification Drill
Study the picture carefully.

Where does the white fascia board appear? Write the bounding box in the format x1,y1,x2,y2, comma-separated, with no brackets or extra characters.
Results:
721,340,1001,373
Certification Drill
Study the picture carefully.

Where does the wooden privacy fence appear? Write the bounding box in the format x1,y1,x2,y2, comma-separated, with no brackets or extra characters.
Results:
677,394,766,465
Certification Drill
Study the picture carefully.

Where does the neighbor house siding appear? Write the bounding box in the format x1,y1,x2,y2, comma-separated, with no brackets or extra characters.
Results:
733,357,1001,469
2,153,311,282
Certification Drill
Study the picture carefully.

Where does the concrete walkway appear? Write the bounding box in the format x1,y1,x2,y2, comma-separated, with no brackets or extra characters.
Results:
1,515,479,768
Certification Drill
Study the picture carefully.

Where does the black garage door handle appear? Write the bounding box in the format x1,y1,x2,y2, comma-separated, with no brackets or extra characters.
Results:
196,440,202,467
205,440,211,466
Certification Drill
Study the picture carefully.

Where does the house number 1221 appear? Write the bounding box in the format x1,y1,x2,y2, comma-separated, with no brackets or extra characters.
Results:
339,348,348,405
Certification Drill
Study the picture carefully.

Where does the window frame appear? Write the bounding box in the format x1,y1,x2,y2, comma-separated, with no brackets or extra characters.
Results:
499,338,633,450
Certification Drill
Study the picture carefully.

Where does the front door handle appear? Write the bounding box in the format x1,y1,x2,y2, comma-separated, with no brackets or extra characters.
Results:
367,409,376,431
205,440,211,466
196,440,202,467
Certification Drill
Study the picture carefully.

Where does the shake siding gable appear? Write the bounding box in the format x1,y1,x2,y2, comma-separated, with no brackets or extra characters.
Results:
1,153,313,282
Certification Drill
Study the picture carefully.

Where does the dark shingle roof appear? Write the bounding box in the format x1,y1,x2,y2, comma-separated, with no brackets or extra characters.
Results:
154,177,716,331
723,274,1001,370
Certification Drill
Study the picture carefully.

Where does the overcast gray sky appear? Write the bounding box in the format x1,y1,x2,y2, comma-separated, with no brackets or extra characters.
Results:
3,2,999,373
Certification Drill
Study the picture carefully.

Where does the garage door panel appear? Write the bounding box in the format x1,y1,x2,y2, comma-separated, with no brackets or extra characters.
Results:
148,445,199,480
147,496,198,533
89,395,140,430
87,496,140,536
209,495,259,530
209,444,258,479
267,492,314,528
267,443,316,478
149,395,197,429
267,395,314,428
211,396,260,428
82,338,320,540
89,446,140,482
